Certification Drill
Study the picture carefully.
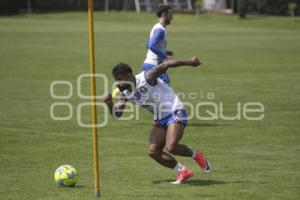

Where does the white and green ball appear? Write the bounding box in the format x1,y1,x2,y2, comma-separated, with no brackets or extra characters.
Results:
55,165,78,186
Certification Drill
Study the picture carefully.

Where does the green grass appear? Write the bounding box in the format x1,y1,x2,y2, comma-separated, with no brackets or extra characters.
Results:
0,12,300,200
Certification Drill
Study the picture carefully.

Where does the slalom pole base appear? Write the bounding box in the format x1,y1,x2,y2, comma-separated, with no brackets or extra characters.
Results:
95,192,101,197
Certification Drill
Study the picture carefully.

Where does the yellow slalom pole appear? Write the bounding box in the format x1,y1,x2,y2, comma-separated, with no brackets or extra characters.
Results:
87,0,100,197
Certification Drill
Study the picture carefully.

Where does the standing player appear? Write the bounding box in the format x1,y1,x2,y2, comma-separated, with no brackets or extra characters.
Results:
102,57,210,184
112,5,173,98
143,5,174,84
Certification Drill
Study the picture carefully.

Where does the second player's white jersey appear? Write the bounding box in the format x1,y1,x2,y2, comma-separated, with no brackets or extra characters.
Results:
121,71,183,120
144,23,167,65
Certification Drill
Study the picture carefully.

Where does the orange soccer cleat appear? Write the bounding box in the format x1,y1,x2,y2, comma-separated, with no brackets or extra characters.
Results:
194,150,211,173
171,168,193,184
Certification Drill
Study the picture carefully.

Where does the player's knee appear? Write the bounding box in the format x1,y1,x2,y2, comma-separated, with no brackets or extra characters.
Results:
148,146,160,158
166,143,177,154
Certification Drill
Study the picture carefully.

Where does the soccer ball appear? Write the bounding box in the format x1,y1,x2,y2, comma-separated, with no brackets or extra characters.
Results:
55,165,78,186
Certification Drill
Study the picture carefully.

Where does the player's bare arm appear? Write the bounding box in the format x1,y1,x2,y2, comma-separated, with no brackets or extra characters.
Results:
102,93,127,118
146,57,201,81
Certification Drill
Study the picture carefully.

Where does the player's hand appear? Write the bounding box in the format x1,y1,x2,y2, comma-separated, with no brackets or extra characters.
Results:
101,93,113,105
190,56,201,67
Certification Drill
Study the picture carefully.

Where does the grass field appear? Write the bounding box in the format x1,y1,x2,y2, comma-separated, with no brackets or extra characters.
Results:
0,12,300,200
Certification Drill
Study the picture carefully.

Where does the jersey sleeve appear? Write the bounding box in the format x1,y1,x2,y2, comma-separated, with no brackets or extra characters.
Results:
147,28,168,60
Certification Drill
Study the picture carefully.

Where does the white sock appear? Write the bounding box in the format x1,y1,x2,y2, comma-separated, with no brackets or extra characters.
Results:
192,149,197,159
174,163,186,172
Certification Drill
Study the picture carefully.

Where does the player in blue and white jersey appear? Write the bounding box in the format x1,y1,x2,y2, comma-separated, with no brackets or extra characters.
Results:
111,5,174,98
143,5,174,84
102,57,210,184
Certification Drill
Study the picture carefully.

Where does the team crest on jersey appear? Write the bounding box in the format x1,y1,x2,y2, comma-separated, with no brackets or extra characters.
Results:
139,86,148,93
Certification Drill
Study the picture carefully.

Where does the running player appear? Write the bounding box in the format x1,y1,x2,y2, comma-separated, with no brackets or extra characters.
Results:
102,57,210,184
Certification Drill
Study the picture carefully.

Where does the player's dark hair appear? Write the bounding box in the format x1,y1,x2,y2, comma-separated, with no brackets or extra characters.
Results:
112,63,132,77
156,5,172,17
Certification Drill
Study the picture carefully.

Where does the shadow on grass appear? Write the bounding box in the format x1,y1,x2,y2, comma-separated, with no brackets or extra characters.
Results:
242,15,269,20
56,184,86,190
133,122,232,128
152,179,225,186
74,185,86,188
187,123,232,127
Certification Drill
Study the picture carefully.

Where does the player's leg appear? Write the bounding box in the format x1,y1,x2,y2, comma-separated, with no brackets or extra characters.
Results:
164,110,193,157
165,122,193,157
148,126,193,184
166,123,210,173
148,126,177,169
165,110,211,173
